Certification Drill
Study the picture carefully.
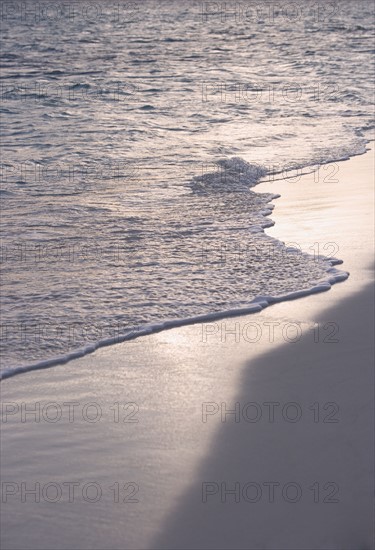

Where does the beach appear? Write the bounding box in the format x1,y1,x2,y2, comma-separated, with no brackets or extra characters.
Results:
1,147,374,550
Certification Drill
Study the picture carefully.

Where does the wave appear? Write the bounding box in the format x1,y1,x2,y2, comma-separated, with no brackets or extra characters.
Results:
0,167,350,381
0,267,348,381
190,157,268,193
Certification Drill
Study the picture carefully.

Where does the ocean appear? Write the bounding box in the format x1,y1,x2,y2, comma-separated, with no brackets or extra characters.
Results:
1,0,374,377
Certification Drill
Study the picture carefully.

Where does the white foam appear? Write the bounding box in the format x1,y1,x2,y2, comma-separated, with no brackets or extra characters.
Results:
0,160,352,382
0,257,349,381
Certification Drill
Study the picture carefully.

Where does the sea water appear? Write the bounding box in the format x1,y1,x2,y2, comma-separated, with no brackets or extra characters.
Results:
1,0,374,376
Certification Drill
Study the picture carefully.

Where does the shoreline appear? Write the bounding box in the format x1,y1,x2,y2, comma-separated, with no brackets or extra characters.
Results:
3,143,371,381
1,147,374,549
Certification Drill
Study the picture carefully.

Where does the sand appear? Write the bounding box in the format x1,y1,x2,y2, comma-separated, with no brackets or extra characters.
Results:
1,147,374,550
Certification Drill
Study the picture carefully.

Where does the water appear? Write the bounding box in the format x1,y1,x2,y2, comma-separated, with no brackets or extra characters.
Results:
1,0,374,376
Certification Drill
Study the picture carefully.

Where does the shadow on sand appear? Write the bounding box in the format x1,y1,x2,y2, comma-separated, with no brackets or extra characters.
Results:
152,281,374,550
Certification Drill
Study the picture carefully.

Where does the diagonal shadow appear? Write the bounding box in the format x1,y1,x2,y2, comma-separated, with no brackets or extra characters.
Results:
152,280,375,550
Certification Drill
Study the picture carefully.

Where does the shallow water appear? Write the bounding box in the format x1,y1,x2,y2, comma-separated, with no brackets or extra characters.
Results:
1,0,374,373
